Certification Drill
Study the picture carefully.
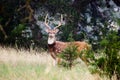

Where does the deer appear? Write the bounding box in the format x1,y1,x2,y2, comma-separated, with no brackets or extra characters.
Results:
44,14,90,65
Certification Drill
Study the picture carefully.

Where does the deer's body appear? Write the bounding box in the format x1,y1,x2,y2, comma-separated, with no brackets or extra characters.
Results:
44,14,90,65
48,41,90,64
48,41,89,55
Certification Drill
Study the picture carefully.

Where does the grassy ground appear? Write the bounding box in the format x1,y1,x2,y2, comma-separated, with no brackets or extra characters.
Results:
0,46,108,80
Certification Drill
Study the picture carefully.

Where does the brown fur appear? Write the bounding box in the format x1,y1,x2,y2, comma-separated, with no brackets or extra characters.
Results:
48,41,90,65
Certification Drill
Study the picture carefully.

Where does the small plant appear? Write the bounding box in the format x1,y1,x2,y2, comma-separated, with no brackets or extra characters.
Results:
59,43,79,69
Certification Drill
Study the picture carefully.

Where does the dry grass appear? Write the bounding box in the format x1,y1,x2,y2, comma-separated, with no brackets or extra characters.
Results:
0,46,108,80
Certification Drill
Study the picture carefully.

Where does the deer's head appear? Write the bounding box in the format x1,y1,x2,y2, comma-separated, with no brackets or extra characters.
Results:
44,14,63,45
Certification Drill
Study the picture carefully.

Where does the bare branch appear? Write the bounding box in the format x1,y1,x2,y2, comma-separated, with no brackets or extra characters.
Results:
17,0,34,22
5,18,11,26
17,5,26,11
44,14,51,29
0,24,8,39
60,14,63,22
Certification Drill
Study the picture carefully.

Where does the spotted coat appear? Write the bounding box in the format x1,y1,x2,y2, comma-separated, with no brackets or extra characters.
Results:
48,41,90,65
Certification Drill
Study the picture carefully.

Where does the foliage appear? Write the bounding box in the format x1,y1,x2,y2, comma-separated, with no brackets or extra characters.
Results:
59,24,73,41
58,43,79,69
11,24,26,37
0,0,43,46
0,0,120,51
88,31,120,79
67,32,74,41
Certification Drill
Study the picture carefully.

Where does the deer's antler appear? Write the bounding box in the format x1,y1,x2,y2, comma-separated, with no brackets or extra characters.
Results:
54,14,63,29
44,14,51,29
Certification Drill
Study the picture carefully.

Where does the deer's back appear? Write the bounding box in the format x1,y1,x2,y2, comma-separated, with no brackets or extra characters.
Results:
55,41,89,53
73,41,89,52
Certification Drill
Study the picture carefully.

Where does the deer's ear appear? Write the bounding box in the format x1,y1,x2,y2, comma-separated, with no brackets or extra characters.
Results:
54,29,59,33
45,28,50,33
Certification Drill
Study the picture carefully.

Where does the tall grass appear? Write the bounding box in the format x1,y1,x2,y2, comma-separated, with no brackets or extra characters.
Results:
0,46,107,80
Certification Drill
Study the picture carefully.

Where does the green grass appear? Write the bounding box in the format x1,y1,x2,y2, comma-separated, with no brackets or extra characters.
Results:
0,62,92,80
0,46,108,80
0,62,46,80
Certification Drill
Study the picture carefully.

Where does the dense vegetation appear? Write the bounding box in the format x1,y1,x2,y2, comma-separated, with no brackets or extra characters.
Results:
0,0,120,80
0,0,119,48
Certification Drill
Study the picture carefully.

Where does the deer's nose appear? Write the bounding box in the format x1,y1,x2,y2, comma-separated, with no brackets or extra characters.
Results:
49,35,53,38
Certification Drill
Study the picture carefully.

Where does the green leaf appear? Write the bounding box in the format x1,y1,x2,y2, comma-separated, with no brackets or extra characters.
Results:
11,24,26,36
116,18,120,26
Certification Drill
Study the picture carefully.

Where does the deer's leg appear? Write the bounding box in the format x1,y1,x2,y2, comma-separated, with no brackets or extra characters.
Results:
49,52,58,66
50,52,56,60
81,57,88,65
79,52,88,66
50,52,62,65
56,57,62,64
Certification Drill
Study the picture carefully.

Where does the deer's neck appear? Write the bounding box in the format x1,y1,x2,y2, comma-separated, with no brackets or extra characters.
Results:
48,41,56,46
48,41,67,54
48,37,56,45
48,41,56,53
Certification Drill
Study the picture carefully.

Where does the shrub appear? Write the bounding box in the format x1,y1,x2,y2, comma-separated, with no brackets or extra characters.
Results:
88,31,120,80
58,43,79,69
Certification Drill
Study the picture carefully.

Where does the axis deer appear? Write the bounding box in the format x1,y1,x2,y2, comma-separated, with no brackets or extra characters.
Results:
44,14,90,65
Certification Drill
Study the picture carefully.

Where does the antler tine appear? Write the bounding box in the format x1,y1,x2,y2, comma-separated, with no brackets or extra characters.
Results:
44,14,51,29
54,14,63,29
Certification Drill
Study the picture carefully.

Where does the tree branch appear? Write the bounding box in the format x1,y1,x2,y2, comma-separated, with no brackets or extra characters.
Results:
0,24,8,39
17,0,34,22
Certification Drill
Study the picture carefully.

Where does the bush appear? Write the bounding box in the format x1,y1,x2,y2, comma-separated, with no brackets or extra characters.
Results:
58,43,79,69
88,31,120,80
